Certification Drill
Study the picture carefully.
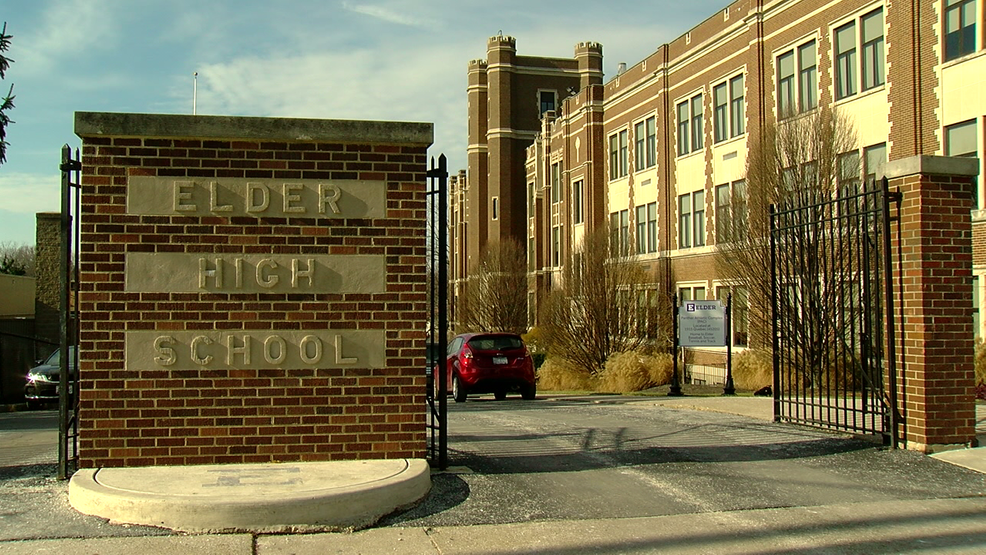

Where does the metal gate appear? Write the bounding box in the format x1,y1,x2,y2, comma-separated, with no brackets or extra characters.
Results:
425,154,448,469
770,177,902,446
58,144,82,478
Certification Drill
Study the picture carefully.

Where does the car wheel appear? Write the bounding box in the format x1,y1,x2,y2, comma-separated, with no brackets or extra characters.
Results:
521,383,536,400
452,375,467,403
494,390,506,401
26,400,42,410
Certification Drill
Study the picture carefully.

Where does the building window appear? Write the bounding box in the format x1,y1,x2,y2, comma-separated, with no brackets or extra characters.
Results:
693,190,705,247
835,21,857,100
679,194,691,248
678,285,706,302
714,74,745,143
730,75,745,137
551,162,561,204
610,134,619,180
552,226,561,267
645,117,657,167
863,143,887,185
539,90,557,115
610,209,629,255
619,130,628,177
679,192,707,248
677,102,690,155
713,83,728,143
633,202,657,254
946,119,979,207
716,180,747,244
619,209,629,255
609,130,629,179
861,9,885,90
677,94,703,156
838,151,861,200
528,181,535,217
777,51,795,117
777,40,817,118
572,179,584,224
492,196,499,220
716,285,749,347
635,116,658,171
945,0,976,61
798,41,817,112
715,184,730,243
691,95,704,152
835,8,885,100
647,202,657,254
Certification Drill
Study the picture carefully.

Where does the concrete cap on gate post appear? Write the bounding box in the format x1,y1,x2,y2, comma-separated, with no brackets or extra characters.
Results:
74,112,434,147
884,155,980,180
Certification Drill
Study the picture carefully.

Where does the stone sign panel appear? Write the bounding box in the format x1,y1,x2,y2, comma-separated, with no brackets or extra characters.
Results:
126,176,387,219
126,330,386,371
125,253,386,294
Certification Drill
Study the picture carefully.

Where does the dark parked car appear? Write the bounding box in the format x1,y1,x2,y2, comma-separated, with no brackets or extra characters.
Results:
439,333,536,402
24,347,76,409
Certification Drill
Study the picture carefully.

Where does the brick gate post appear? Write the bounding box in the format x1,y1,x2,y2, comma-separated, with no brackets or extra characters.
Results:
886,155,979,453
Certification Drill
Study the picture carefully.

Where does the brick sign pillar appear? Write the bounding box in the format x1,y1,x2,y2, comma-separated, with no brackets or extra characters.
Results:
74,112,431,468
887,155,979,452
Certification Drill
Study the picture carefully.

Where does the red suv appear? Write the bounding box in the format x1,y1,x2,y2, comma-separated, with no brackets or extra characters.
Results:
440,333,536,402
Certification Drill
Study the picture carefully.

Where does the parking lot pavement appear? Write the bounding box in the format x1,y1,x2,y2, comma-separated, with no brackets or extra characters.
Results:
0,410,58,469
2,398,986,554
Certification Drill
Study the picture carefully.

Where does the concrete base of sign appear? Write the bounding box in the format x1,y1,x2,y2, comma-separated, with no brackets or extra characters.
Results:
68,459,431,533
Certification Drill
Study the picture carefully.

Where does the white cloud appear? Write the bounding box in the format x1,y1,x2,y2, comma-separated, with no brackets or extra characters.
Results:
13,0,118,77
191,40,468,167
0,172,61,214
340,1,434,29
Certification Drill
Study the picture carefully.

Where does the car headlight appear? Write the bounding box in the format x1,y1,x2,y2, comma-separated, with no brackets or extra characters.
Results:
27,373,53,384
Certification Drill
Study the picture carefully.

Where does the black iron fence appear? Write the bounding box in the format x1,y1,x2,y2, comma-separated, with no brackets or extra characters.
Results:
770,177,902,446
425,154,448,470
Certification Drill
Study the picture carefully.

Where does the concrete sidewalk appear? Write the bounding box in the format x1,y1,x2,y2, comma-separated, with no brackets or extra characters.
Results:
2,497,986,554
3,396,986,554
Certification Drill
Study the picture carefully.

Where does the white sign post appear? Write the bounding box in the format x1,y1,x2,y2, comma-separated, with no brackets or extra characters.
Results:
678,300,726,347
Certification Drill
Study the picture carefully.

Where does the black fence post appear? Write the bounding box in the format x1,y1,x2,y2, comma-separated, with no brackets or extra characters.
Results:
723,294,735,395
669,293,682,396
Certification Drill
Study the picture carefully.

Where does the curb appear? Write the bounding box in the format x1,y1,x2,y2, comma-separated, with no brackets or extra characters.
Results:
68,458,432,533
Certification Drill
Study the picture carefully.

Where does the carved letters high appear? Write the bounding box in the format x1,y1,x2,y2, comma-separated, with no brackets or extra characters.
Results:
125,253,385,294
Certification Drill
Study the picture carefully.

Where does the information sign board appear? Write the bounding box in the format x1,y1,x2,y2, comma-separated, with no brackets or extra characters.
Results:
679,300,726,347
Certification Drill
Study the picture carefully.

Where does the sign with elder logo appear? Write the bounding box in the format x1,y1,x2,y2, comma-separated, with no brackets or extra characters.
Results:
679,300,726,347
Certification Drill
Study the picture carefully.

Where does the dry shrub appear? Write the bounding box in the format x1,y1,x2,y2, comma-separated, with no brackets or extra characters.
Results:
646,353,674,386
598,351,674,394
976,339,986,386
537,357,595,392
732,348,773,391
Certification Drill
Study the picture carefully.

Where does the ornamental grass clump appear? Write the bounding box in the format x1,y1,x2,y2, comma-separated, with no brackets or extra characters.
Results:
597,351,674,394
731,349,773,391
536,357,595,392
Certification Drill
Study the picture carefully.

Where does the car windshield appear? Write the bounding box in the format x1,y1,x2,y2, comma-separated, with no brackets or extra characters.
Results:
467,336,523,351
44,346,76,366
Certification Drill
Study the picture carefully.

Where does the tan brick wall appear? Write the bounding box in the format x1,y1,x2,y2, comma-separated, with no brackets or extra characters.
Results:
75,114,429,468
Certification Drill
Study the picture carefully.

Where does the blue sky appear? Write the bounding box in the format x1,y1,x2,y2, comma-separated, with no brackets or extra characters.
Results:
0,0,726,246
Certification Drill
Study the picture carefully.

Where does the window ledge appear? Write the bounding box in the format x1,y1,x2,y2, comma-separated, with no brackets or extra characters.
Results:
941,47,986,69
